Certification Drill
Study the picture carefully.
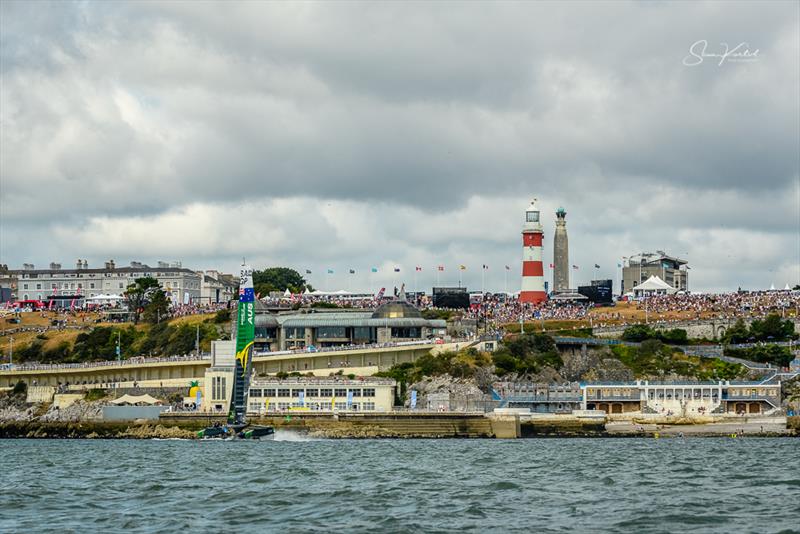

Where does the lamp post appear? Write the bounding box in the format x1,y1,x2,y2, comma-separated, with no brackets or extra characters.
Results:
8,336,12,366
116,331,121,361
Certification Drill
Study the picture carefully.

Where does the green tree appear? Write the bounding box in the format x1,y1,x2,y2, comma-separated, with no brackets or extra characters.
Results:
659,329,688,345
722,319,750,344
749,314,797,342
724,344,793,367
143,289,170,324
124,277,161,324
621,324,658,342
252,267,310,296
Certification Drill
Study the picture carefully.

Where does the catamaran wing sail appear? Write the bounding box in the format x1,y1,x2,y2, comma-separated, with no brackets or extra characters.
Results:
228,265,256,426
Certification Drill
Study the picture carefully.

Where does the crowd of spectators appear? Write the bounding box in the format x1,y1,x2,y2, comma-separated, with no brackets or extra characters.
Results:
254,288,799,331
633,291,798,320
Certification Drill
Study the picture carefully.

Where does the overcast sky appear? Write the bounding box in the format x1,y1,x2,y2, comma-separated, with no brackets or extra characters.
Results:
1,1,798,293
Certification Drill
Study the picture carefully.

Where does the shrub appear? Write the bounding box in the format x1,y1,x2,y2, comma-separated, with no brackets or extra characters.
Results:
12,380,27,395
621,324,658,342
84,388,106,401
213,309,231,323
724,344,793,367
660,329,688,345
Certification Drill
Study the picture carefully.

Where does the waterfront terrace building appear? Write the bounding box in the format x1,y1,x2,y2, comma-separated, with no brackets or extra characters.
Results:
9,260,202,306
583,381,781,415
621,252,688,295
246,377,396,414
495,380,781,416
250,299,447,352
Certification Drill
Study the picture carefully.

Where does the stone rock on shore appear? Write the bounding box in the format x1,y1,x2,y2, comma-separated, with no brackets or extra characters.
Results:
308,424,400,439
408,374,488,408
119,424,197,439
39,399,105,422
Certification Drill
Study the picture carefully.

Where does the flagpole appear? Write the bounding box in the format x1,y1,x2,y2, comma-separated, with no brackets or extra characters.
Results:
504,268,508,294
481,267,485,295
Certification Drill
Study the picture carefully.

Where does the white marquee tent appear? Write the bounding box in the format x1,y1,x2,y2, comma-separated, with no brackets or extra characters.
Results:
632,275,676,296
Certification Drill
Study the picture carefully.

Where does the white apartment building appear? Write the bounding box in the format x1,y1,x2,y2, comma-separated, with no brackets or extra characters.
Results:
10,259,202,306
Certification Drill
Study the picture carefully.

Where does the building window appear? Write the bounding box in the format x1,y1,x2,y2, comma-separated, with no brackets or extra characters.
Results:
334,388,347,397
36,284,41,290
250,389,262,398
291,390,303,397
286,327,305,339
23,284,28,290
90,283,95,289
362,388,375,397
277,389,290,397
391,327,421,338
305,389,319,397
317,326,347,339
363,402,375,411
212,376,227,401
320,388,333,397
349,389,362,397
264,388,276,397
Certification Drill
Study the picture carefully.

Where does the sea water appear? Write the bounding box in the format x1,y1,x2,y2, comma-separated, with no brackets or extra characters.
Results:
2,437,798,533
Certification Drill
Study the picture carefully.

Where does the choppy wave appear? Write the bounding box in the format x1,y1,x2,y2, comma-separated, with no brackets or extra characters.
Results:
1,438,799,533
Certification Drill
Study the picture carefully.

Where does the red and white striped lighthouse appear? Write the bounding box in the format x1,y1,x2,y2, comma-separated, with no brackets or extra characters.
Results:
520,198,547,303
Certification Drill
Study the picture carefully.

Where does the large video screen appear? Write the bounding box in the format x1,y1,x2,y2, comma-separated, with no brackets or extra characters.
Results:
432,287,469,309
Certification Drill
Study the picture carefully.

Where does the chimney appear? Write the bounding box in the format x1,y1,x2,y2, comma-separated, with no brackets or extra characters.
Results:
130,261,143,269
83,259,88,269
49,262,61,270
105,260,116,270
23,263,35,270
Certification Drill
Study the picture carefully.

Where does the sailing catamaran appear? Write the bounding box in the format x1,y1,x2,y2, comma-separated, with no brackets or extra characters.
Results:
198,265,274,440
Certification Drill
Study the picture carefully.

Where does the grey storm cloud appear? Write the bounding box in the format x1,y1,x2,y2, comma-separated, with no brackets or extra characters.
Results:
0,0,798,292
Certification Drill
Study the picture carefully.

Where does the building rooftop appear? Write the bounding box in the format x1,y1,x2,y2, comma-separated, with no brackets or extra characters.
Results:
372,300,423,319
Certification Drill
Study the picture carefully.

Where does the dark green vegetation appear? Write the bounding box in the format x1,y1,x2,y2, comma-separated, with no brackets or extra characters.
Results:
724,344,793,367
491,334,562,375
253,267,311,296
12,380,27,396
421,309,454,320
124,277,165,324
611,341,745,380
15,322,222,363
84,388,107,401
375,348,492,401
310,301,340,309
213,309,231,323
721,315,797,344
622,325,688,345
